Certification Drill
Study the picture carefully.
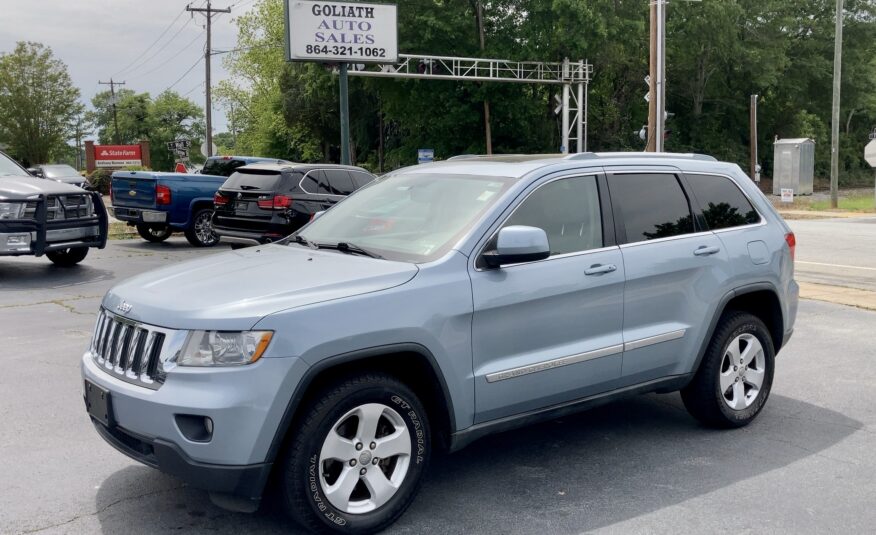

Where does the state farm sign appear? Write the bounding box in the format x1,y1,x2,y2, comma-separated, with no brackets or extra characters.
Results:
94,145,142,168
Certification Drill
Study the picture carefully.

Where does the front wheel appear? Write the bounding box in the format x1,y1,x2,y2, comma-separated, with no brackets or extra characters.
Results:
681,311,775,428
280,373,431,534
136,224,172,243
184,209,219,247
46,247,89,267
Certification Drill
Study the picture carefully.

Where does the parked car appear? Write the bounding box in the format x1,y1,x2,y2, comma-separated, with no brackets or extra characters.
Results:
110,155,286,247
83,153,797,534
212,163,376,245
28,163,89,189
1,151,107,266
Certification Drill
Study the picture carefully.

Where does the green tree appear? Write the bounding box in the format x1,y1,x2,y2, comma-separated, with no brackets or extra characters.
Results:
0,42,83,166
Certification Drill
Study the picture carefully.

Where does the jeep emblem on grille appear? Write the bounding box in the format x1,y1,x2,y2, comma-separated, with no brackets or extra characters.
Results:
116,301,133,313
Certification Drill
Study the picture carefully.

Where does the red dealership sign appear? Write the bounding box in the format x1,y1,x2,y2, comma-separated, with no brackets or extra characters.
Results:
94,145,142,168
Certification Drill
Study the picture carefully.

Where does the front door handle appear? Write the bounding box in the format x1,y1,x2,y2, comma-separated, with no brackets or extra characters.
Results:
585,263,617,276
694,245,721,256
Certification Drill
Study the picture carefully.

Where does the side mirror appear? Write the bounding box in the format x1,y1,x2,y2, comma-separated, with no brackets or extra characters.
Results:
27,168,43,178
482,225,550,268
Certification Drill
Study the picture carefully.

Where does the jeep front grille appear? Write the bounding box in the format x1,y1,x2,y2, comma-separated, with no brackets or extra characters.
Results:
90,310,167,389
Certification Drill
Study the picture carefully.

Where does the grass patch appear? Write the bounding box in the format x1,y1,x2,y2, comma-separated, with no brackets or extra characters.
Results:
108,221,138,240
809,195,876,212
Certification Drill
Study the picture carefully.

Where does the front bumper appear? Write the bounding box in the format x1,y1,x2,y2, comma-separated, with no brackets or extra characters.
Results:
0,192,107,256
81,350,310,497
91,420,272,499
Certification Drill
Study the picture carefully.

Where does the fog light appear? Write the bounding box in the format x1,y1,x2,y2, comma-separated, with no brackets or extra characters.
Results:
204,416,214,435
7,234,28,245
175,414,214,442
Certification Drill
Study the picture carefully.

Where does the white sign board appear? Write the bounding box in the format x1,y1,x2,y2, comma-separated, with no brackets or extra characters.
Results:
417,149,434,164
780,188,794,203
286,1,398,64
864,139,876,168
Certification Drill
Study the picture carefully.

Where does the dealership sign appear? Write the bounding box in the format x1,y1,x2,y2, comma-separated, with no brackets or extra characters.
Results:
94,145,142,168
285,1,398,63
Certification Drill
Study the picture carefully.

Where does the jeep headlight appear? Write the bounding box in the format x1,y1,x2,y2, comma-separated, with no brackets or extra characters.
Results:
0,202,25,220
177,330,273,366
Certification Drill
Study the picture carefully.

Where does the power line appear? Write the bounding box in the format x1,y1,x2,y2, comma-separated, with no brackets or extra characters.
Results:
128,32,204,81
113,8,186,77
181,80,206,98
122,18,195,78
164,56,204,93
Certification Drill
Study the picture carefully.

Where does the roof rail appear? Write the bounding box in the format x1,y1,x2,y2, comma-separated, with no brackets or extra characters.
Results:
565,152,717,162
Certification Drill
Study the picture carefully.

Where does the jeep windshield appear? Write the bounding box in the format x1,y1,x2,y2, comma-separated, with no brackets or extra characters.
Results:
294,173,515,263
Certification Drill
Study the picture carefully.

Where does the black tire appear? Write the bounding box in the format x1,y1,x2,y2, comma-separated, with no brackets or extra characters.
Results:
280,373,431,534
184,208,219,247
681,311,775,428
46,247,89,267
136,223,172,243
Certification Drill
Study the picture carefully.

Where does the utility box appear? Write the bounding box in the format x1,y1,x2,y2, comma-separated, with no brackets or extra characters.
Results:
772,138,815,196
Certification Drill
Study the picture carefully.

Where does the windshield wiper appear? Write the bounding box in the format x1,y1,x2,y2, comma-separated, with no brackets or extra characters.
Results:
326,242,384,259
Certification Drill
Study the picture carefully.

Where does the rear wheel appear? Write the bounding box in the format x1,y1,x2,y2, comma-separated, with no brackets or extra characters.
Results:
681,311,775,428
46,247,89,267
184,209,219,247
280,373,430,534
136,224,172,243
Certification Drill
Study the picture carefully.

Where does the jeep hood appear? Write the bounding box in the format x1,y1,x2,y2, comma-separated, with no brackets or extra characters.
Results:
103,244,419,330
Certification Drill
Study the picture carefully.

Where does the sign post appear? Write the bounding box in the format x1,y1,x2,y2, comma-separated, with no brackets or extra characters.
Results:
864,138,876,210
285,0,398,165
780,188,794,204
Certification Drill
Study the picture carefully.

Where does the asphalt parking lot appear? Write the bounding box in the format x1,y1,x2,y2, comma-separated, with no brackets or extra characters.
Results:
2,237,876,534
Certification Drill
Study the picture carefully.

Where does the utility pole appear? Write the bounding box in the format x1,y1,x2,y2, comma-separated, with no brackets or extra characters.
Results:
187,1,230,158
654,0,666,153
98,78,125,144
475,1,492,154
646,1,657,152
829,0,844,209
750,94,758,181
339,63,351,165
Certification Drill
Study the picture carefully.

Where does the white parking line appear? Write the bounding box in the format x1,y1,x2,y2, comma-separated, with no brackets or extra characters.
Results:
797,261,876,272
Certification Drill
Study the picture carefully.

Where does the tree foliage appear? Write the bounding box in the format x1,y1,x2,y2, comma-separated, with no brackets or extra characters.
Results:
220,0,876,182
87,89,206,171
0,42,82,166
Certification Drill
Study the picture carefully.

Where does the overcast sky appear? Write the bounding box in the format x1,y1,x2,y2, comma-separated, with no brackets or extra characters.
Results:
0,0,259,139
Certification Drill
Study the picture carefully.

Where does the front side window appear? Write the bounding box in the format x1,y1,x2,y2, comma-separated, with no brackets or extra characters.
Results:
502,175,603,256
609,173,694,242
297,173,515,262
686,173,761,230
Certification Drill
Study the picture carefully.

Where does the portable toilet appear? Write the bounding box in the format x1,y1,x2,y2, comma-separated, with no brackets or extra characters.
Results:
772,138,815,195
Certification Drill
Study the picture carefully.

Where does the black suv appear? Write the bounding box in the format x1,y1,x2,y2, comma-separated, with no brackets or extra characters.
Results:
0,151,107,266
212,163,375,245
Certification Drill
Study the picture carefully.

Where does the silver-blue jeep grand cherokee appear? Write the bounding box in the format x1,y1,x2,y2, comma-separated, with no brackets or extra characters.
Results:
82,153,798,534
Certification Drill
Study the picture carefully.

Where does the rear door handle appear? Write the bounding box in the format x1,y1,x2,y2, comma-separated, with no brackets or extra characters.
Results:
694,245,721,256
584,263,617,276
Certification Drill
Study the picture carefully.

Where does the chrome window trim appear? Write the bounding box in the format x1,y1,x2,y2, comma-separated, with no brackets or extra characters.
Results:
298,169,346,198
619,230,713,249
485,329,687,383
473,172,606,271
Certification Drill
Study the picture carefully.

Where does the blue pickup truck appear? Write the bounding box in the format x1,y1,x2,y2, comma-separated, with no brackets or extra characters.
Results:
110,156,286,246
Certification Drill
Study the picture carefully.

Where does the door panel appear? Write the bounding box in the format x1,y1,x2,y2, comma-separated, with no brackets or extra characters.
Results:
471,249,625,422
470,173,624,423
618,233,730,384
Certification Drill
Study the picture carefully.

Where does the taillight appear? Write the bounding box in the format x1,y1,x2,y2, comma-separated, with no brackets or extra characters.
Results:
214,191,229,206
785,232,796,261
257,195,292,210
156,184,172,205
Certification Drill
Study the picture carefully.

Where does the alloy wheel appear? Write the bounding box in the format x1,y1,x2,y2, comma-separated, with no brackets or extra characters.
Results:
719,333,766,410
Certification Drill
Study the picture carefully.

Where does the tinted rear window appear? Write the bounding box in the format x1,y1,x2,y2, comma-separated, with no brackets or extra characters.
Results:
326,170,355,195
610,173,694,242
221,170,282,191
686,173,761,230
202,158,247,177
351,171,374,189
